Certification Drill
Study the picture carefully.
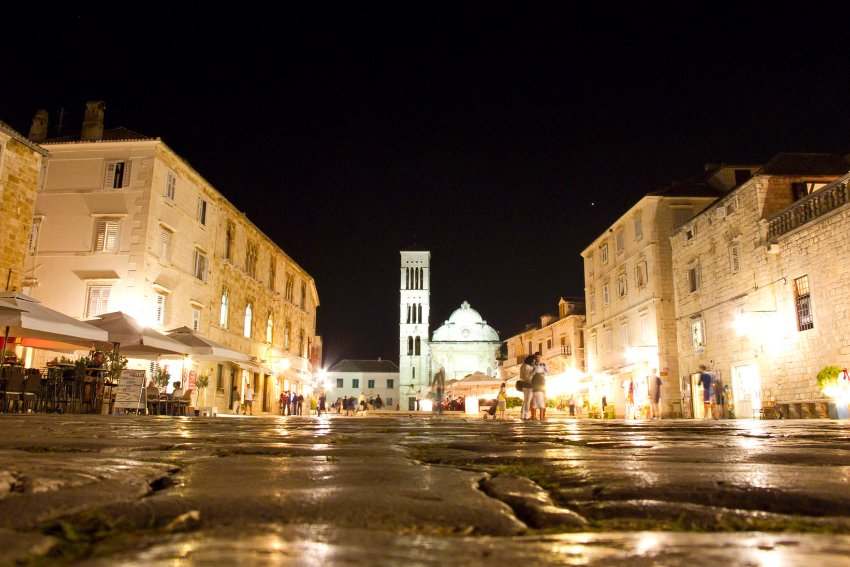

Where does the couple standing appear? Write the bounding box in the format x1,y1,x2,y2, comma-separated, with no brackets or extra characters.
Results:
519,353,547,421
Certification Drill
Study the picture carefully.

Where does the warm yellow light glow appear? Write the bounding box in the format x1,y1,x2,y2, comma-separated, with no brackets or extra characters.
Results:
419,399,434,412
462,396,476,415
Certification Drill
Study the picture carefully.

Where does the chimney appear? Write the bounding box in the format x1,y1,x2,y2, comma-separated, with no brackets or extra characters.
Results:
28,109,49,142
81,101,106,141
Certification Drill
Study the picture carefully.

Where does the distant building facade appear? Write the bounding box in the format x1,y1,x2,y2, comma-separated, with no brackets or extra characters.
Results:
24,102,319,414
430,301,500,381
0,120,46,293
326,359,399,408
671,154,849,418
502,297,586,383
580,168,749,417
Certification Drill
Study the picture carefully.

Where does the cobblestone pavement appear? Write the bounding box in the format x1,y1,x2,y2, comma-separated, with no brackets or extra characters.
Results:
1,415,849,565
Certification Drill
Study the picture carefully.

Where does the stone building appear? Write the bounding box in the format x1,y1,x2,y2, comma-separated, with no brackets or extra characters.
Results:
0,120,46,292
24,103,319,414
501,297,586,385
670,153,849,418
399,250,431,410
325,359,399,409
581,167,750,417
430,301,500,381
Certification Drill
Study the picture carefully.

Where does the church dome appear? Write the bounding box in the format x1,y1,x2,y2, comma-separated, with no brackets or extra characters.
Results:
432,301,499,342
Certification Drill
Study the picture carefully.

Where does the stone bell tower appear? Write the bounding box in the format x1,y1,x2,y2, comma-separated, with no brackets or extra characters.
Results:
399,250,430,410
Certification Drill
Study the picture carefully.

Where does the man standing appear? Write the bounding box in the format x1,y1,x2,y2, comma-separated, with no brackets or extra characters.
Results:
697,365,713,419
531,354,547,421
649,369,663,420
243,383,254,415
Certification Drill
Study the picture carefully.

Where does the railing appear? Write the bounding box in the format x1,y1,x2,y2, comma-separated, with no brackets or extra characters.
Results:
768,181,849,239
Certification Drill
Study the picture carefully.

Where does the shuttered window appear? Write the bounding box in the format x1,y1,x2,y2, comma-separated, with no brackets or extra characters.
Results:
729,244,741,274
164,172,176,200
28,219,42,254
159,228,172,262
153,292,166,326
85,285,111,318
192,307,201,332
93,220,120,252
104,160,131,189
196,198,208,225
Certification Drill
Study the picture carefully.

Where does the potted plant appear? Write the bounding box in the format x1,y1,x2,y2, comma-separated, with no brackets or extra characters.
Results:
105,350,128,384
195,373,210,414
154,367,171,390
818,365,850,419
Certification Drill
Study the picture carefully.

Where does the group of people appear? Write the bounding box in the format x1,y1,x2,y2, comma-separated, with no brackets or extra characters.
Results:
331,393,386,416
696,364,728,419
279,391,305,416
518,353,548,421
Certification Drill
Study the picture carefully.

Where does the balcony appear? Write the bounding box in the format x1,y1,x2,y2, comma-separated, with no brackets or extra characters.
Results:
768,180,849,240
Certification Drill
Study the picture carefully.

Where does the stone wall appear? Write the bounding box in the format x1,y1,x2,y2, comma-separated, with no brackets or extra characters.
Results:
0,131,43,291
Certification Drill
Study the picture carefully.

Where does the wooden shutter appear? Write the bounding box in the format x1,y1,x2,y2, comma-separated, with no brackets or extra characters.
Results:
160,229,171,260
154,293,166,325
94,220,106,251
104,162,116,189
122,160,132,188
104,221,119,252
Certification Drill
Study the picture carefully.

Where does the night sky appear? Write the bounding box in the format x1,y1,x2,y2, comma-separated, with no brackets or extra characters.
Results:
3,8,850,366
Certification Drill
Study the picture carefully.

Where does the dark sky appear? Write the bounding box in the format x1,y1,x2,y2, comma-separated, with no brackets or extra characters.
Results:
4,7,850,366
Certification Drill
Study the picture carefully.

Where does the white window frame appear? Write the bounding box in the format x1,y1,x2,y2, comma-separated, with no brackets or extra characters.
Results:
684,224,697,242
104,160,131,190
93,219,120,253
85,285,111,318
602,283,610,305
615,227,625,254
601,242,609,264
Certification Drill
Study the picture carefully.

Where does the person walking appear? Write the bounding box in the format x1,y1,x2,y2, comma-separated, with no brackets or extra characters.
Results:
496,383,508,420
318,392,326,416
531,356,547,421
243,383,254,415
232,385,241,415
626,378,635,420
649,369,663,420
519,354,535,420
697,365,713,419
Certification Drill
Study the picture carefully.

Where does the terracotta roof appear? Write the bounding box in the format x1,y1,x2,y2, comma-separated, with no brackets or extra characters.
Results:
758,153,850,176
328,359,399,373
42,126,155,144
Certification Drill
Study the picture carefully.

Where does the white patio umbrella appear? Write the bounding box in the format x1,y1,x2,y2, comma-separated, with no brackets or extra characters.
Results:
0,293,109,361
86,312,192,357
166,326,251,362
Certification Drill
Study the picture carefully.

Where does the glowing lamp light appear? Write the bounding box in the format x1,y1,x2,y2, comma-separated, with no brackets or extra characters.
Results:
462,396,476,415
419,399,434,412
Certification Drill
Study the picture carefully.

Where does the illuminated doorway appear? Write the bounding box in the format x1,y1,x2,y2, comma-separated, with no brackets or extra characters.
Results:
732,364,761,419
690,373,706,419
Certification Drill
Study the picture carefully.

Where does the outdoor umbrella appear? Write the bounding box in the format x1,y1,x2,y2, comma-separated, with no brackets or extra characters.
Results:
86,312,192,357
0,293,109,361
166,326,251,362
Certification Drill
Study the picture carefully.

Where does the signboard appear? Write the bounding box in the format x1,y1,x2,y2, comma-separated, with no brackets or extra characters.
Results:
114,369,147,411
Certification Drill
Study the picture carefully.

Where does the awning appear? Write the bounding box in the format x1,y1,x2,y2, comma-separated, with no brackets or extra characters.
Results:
0,293,109,350
166,326,251,363
87,312,191,357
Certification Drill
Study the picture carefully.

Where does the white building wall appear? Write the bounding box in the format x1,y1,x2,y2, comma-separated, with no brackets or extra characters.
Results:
399,250,430,410
326,371,400,408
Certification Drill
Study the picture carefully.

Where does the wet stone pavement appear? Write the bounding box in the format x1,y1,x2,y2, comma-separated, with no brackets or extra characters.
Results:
1,416,849,565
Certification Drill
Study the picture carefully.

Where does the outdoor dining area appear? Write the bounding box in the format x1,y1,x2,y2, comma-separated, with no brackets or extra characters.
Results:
0,293,204,416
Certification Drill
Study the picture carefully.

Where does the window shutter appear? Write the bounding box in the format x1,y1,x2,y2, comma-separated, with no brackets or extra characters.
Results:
123,160,133,188
160,230,171,260
94,221,106,251
104,222,119,252
104,162,116,189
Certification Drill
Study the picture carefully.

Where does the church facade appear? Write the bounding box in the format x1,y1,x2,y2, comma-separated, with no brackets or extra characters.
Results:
398,250,499,410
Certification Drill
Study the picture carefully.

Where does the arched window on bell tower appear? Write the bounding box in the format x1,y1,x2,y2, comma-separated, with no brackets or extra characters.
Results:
414,336,421,355
408,336,413,355
417,304,422,324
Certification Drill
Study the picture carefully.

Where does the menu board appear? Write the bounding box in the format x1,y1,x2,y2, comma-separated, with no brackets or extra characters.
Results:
114,369,147,410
